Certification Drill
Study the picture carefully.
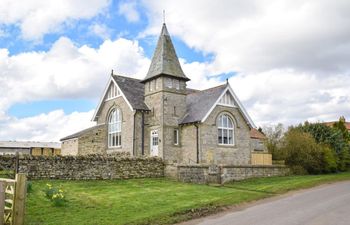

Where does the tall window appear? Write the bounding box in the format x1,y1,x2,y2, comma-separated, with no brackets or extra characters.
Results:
217,114,234,145
108,108,122,147
174,129,179,145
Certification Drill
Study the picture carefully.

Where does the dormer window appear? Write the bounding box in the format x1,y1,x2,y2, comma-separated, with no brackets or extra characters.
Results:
106,82,121,100
218,91,235,106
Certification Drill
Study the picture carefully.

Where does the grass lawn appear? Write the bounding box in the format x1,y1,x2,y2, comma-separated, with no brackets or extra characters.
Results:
25,172,350,225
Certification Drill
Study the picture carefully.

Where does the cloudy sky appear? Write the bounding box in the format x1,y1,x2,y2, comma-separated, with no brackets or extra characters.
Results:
0,0,349,142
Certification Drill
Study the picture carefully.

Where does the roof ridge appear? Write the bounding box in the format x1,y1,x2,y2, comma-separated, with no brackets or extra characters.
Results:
112,74,141,81
187,83,226,95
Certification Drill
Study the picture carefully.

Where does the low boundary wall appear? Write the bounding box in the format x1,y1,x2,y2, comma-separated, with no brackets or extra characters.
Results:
168,164,289,184
0,155,164,180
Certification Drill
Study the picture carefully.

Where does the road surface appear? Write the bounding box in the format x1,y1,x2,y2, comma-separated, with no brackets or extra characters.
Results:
181,181,350,225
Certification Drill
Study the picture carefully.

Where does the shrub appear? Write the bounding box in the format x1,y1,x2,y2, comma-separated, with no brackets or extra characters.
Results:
44,183,66,207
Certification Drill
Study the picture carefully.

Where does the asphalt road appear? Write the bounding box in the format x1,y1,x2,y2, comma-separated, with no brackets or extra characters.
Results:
183,181,350,225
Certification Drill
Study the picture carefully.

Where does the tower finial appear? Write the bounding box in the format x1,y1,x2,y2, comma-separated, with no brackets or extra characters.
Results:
163,10,165,24
226,78,229,84
111,69,114,76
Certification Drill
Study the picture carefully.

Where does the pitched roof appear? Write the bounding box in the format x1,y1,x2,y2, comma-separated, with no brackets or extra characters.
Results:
142,23,190,83
0,141,61,149
250,128,266,140
112,75,149,111
60,124,105,141
180,84,227,124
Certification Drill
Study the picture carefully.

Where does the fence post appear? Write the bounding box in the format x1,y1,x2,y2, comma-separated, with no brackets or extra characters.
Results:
13,174,26,225
0,182,5,225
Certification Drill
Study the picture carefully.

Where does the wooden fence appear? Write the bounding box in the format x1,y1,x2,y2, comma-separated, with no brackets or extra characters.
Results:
251,153,272,165
0,174,27,225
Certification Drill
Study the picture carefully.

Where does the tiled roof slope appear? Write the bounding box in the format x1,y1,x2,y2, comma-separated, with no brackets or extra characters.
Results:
142,23,190,83
60,124,105,141
250,128,266,140
112,75,149,111
181,84,227,124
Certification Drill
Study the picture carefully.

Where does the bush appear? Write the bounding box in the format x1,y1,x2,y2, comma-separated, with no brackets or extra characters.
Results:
44,183,66,207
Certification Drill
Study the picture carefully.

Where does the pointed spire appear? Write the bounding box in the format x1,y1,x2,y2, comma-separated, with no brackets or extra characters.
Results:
142,23,190,83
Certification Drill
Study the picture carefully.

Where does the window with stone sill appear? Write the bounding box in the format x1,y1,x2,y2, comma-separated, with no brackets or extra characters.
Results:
108,108,122,147
217,113,235,145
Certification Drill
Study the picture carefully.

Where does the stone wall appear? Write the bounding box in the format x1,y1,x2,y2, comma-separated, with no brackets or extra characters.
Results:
173,164,289,184
0,155,164,180
78,125,107,155
200,105,252,165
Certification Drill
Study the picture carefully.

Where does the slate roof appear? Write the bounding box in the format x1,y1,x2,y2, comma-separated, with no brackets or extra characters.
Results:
180,84,227,124
142,23,190,83
112,75,149,111
60,124,105,141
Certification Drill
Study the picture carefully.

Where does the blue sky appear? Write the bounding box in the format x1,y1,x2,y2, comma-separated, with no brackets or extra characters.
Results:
1,1,212,119
0,0,349,141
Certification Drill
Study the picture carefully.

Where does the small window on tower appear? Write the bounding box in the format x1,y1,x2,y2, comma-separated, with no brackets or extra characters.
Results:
174,129,179,145
174,79,180,90
166,78,173,88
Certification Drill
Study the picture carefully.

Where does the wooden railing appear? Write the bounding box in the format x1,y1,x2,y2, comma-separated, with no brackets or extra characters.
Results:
251,153,272,165
0,174,27,225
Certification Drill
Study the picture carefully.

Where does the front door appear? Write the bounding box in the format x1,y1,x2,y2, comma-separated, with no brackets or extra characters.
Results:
150,130,159,156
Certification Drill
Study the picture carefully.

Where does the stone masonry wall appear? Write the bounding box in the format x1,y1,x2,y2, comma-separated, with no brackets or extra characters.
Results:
78,125,107,155
0,155,164,180
174,164,289,184
200,105,252,165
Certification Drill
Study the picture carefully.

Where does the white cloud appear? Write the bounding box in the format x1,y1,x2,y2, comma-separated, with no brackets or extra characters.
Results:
0,110,95,142
0,0,111,40
142,0,350,74
229,70,350,126
141,0,350,126
89,23,111,39
118,1,140,23
0,36,150,112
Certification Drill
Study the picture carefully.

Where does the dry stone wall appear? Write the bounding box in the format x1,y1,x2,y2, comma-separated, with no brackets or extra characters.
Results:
0,154,164,180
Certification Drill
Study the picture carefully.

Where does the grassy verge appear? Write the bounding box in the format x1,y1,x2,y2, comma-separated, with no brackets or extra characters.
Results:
25,172,350,225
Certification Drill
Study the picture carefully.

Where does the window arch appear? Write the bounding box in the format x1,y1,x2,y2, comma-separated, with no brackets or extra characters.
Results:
217,113,234,145
108,108,122,147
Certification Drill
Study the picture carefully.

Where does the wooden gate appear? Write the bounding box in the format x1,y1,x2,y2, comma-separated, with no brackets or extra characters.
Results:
0,174,26,225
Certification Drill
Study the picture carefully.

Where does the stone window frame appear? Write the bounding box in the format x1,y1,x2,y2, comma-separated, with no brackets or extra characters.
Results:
173,128,179,146
217,113,235,146
108,108,122,148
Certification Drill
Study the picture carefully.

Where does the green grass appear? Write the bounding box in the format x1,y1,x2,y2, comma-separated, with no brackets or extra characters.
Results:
25,172,350,225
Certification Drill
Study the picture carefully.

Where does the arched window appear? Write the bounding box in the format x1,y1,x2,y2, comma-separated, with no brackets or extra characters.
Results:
217,114,234,145
108,108,122,147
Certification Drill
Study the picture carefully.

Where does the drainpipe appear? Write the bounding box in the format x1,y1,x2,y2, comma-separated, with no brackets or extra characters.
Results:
133,111,136,156
141,111,145,156
194,123,199,164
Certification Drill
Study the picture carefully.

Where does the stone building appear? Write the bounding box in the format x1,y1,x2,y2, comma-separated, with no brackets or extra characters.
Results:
61,23,266,165
0,141,61,156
